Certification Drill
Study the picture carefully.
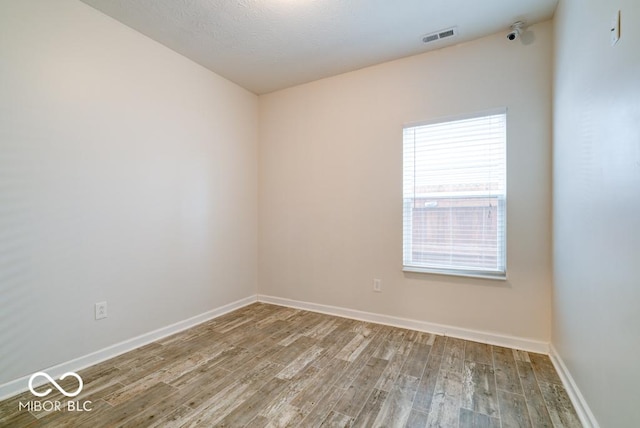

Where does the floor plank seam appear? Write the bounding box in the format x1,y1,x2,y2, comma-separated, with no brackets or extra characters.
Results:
0,303,581,428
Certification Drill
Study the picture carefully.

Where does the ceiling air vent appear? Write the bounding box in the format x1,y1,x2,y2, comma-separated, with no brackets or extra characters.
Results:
422,27,458,44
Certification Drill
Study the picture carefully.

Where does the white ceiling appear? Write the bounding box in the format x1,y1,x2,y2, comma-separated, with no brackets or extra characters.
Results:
80,0,558,94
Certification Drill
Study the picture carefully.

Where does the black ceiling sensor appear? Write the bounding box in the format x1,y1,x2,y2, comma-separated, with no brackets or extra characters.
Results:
507,21,525,41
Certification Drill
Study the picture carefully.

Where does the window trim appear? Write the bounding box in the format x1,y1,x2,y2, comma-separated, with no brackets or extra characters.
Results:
402,108,508,280
402,107,508,132
402,266,508,281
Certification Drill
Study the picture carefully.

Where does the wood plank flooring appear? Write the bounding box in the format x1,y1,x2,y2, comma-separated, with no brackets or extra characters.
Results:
0,303,581,427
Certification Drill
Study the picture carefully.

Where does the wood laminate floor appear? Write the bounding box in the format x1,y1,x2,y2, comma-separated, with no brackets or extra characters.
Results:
0,303,581,427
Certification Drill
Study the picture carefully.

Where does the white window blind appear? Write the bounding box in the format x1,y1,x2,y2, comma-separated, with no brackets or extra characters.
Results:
403,110,507,278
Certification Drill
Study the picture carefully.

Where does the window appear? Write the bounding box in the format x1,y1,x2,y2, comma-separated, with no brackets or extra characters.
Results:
402,109,507,279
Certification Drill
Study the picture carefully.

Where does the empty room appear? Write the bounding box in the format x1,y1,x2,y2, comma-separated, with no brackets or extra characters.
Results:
0,0,638,427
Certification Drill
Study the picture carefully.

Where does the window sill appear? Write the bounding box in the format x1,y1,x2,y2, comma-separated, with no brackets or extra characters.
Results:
402,266,507,281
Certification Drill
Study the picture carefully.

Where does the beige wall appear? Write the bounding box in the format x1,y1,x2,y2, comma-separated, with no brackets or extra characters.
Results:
259,21,553,343
552,0,640,426
0,0,258,384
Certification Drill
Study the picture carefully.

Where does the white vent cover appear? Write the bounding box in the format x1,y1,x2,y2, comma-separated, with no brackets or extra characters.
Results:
422,27,458,44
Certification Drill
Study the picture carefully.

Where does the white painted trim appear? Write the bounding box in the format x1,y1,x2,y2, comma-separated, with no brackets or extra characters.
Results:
257,294,548,354
1,293,555,403
549,344,600,428
0,295,257,401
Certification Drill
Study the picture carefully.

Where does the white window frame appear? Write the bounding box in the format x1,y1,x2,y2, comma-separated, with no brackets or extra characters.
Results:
402,108,507,280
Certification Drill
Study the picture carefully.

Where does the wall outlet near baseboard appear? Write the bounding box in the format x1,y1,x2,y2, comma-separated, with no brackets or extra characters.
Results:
373,278,382,292
95,301,107,320
611,10,620,46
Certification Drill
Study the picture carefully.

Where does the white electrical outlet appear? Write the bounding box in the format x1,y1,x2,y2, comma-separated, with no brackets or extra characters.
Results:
373,279,382,292
95,301,107,320
611,10,620,46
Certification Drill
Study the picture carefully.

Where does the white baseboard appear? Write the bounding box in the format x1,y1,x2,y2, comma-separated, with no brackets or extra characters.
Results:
549,344,600,428
257,294,549,354
0,295,257,401
1,292,552,402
